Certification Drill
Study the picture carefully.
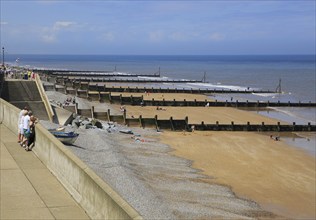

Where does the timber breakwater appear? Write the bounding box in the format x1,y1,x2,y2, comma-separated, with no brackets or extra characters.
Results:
35,72,316,132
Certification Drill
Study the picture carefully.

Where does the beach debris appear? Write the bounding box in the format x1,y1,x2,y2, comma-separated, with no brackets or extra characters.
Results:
91,118,103,129
131,135,155,143
70,116,104,130
119,129,133,134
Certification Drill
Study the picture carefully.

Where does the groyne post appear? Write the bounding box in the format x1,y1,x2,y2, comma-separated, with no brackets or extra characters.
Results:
107,109,111,122
170,117,175,131
75,102,79,114
185,116,189,131
201,121,205,131
308,122,311,131
292,122,296,131
139,115,143,128
123,109,126,125
154,115,159,131
109,92,112,104
91,106,95,119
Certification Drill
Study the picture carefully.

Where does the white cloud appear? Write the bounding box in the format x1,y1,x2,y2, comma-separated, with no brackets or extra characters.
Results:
53,21,76,30
208,32,225,41
0,22,8,25
40,21,76,43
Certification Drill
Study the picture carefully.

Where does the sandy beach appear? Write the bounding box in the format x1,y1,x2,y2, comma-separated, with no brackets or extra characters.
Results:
111,92,288,124
160,131,315,219
112,92,315,218
46,90,315,219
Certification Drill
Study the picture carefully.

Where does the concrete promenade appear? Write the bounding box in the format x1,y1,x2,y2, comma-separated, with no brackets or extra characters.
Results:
0,124,90,219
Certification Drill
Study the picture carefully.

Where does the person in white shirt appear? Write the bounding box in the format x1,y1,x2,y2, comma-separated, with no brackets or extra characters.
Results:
21,111,32,148
18,107,28,143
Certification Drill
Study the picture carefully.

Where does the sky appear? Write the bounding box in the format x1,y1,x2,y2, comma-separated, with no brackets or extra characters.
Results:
0,0,315,55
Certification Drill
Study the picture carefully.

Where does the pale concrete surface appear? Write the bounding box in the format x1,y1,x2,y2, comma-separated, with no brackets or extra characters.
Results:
0,124,90,220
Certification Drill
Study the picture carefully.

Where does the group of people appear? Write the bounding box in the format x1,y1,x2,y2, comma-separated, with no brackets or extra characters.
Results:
120,105,126,112
18,107,37,151
270,135,280,141
23,70,36,80
63,96,76,106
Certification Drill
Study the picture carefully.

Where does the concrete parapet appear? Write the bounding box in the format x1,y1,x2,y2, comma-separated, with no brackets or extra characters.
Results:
0,99,20,132
0,98,142,219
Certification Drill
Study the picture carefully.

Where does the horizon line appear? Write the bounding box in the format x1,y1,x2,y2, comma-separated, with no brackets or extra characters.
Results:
3,53,316,56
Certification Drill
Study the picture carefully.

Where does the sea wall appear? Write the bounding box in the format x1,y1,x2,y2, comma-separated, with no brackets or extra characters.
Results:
0,98,142,220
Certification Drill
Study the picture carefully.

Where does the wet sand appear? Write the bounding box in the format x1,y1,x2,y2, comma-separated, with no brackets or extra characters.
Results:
160,129,315,219
112,92,316,218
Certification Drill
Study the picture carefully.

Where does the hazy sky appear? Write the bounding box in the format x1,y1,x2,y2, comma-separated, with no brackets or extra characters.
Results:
0,0,315,55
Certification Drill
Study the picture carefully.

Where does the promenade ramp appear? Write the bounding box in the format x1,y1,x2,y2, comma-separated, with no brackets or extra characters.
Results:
1,80,50,120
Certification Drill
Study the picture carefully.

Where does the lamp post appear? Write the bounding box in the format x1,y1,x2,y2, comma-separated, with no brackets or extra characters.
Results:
2,47,4,67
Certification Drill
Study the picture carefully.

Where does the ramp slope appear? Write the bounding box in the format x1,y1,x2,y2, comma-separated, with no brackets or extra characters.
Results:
1,80,49,120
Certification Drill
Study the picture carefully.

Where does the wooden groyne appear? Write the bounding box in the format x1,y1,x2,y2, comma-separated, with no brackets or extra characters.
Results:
55,76,202,83
48,72,161,78
44,76,276,94
45,84,316,108
189,121,315,132
33,69,161,77
60,104,316,132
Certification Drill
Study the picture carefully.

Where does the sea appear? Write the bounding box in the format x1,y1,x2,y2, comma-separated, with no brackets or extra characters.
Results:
4,54,316,155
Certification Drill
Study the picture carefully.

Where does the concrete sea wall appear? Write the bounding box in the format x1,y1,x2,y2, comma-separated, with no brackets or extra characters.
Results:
0,98,142,220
